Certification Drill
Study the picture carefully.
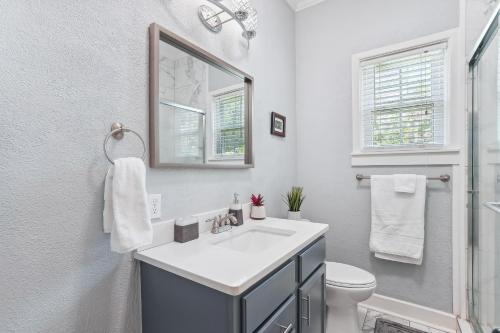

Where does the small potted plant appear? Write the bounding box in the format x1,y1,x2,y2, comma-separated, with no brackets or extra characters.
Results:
284,187,305,220
250,194,266,220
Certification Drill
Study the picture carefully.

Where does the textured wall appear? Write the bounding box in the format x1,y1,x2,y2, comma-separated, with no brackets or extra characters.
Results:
0,1,296,332
295,0,459,312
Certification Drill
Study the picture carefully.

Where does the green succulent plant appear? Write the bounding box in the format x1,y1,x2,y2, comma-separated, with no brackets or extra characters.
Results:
284,187,305,212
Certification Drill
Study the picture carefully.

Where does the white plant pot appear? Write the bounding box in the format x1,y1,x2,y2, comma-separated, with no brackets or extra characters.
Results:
287,211,301,220
251,206,266,220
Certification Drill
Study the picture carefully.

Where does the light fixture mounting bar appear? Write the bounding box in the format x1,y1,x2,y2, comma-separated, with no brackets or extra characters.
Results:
213,16,236,28
204,9,225,21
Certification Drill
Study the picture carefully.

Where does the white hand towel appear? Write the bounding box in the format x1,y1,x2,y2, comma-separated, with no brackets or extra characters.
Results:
374,252,423,265
103,157,152,253
394,174,417,193
369,175,426,265
103,167,114,233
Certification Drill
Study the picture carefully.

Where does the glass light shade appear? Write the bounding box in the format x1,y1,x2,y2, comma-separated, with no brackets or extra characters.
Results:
241,6,257,39
232,0,252,15
231,0,257,39
198,0,257,43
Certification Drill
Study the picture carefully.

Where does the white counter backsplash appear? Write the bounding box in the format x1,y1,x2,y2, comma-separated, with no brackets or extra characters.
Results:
138,202,253,251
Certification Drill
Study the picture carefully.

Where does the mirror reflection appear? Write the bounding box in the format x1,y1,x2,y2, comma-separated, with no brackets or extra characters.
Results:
153,31,252,168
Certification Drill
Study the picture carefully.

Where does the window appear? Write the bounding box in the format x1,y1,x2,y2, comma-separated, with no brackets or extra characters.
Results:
212,88,245,159
351,30,461,166
359,43,447,150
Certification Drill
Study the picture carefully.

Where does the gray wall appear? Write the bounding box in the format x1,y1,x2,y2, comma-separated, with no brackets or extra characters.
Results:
466,0,499,55
295,0,459,312
0,1,296,332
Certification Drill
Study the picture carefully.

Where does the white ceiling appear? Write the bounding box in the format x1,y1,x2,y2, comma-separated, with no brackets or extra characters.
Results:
285,0,326,12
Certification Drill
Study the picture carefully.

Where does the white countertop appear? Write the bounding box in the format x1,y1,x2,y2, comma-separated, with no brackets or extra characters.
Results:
134,218,329,296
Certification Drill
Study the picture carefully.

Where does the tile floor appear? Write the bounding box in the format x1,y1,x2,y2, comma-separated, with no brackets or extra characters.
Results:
358,305,453,333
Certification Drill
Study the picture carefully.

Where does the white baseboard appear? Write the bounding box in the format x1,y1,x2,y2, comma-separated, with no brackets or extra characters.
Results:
360,293,457,332
457,318,475,333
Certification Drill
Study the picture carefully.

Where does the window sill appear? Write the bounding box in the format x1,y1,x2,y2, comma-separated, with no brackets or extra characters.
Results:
351,147,461,166
206,158,245,164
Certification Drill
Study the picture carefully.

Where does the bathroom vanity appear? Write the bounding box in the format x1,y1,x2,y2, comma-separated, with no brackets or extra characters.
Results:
135,218,329,333
142,23,329,332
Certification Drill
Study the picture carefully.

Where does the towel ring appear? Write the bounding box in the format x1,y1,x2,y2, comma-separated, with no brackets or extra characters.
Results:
103,122,147,165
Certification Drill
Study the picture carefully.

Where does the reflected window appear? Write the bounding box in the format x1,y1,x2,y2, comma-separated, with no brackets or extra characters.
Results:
211,88,245,160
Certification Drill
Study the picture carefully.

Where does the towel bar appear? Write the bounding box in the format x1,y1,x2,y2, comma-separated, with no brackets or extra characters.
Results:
103,122,146,165
355,174,450,183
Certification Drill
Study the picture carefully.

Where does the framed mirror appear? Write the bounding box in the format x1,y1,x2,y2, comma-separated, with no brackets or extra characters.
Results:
149,23,254,168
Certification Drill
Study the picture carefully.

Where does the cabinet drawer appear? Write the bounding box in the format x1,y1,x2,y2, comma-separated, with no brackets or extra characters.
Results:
298,237,325,283
242,260,297,333
256,295,297,333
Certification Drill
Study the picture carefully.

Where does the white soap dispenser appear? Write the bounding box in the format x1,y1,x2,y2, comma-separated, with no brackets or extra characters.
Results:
228,193,244,226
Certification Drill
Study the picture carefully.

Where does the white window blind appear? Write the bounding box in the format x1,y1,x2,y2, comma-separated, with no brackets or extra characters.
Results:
360,42,447,149
213,88,245,159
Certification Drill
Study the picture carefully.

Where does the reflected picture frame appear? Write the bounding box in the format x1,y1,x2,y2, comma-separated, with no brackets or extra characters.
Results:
271,112,286,137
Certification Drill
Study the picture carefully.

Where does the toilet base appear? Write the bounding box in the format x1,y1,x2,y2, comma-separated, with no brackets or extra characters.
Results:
324,262,376,333
327,303,361,333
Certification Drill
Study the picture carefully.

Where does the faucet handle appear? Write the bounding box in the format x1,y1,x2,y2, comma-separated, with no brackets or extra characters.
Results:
222,212,237,225
206,214,233,234
223,214,231,225
228,214,237,224
206,216,221,230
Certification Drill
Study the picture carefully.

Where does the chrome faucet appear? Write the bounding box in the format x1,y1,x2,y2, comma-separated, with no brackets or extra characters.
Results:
206,213,237,234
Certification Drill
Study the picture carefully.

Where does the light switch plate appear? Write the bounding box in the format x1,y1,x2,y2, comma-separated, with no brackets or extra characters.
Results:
149,194,162,219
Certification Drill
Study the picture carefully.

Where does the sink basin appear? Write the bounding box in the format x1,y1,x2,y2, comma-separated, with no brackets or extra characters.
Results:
213,226,296,253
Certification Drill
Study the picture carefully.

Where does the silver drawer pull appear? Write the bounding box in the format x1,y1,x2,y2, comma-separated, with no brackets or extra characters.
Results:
277,323,293,333
301,295,311,326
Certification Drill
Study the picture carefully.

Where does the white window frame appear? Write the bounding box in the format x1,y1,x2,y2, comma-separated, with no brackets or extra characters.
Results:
206,84,246,163
351,29,461,166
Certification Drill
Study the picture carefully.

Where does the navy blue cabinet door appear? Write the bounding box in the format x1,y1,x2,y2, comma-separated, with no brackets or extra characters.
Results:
298,264,326,333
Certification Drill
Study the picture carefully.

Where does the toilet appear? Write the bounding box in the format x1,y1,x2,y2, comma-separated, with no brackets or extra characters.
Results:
325,262,376,333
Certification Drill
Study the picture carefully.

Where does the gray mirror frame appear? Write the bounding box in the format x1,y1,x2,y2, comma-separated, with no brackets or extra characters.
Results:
149,23,254,169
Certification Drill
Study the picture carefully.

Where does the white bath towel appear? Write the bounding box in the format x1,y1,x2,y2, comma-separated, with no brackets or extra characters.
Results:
394,174,417,193
369,175,426,265
103,157,152,253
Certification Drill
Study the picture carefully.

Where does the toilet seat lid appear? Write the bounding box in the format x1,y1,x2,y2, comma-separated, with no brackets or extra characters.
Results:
325,262,376,288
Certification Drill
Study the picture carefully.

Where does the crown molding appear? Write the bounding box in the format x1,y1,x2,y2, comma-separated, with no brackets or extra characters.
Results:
286,0,326,12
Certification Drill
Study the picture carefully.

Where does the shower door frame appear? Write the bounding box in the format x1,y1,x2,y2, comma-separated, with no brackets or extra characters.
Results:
468,7,500,333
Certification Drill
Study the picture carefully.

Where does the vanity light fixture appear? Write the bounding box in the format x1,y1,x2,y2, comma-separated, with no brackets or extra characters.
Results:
198,0,257,46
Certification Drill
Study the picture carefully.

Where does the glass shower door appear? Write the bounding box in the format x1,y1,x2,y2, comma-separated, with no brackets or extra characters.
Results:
469,12,500,333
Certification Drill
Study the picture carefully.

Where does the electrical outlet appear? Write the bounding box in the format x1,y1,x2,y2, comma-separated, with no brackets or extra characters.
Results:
149,194,162,219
